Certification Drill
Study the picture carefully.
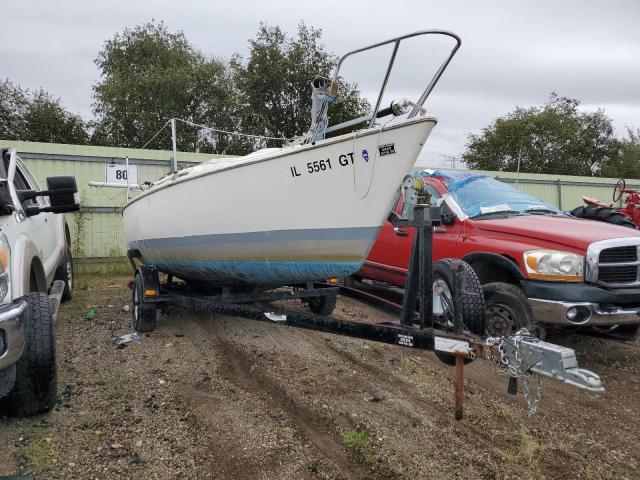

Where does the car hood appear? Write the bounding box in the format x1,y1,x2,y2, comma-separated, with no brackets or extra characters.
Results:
473,215,640,251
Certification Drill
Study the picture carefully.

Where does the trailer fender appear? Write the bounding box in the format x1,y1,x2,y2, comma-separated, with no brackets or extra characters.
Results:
135,266,160,301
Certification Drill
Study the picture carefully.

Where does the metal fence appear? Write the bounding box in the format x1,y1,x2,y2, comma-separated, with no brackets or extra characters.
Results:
484,171,638,211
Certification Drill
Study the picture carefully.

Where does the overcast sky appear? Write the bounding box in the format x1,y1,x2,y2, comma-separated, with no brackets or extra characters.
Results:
2,0,639,167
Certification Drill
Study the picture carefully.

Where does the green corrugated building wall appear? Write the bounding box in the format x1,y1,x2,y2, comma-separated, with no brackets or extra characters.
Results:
1,140,221,271
1,140,637,272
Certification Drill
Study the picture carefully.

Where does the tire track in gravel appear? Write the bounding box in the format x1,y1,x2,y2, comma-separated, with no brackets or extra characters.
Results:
190,315,400,480
301,333,537,468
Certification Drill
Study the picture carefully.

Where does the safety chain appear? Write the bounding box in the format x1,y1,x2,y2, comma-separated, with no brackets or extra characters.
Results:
486,329,543,415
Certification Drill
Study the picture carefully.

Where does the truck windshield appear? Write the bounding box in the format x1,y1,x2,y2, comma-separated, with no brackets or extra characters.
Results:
426,172,563,219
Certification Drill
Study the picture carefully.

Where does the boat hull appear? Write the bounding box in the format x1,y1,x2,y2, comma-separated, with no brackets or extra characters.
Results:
123,117,436,286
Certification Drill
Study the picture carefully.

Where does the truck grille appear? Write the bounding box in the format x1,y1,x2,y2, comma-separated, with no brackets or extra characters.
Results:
599,246,637,263
598,265,638,283
595,244,640,286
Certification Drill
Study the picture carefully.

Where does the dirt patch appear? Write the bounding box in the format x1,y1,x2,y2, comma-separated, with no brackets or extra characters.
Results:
0,275,638,479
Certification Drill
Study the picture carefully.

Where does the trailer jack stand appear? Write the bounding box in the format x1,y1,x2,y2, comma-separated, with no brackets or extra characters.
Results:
454,354,465,420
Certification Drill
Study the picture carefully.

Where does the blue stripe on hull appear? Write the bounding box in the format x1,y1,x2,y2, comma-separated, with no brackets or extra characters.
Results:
152,260,363,285
130,227,379,248
128,226,381,285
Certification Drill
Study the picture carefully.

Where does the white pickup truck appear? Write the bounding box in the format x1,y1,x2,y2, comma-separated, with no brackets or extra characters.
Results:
0,147,78,416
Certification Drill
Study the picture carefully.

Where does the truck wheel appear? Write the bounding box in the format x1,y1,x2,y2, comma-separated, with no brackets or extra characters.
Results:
53,245,74,302
0,365,16,398
133,273,157,333
308,294,337,315
483,283,535,336
432,259,485,366
3,293,57,416
570,205,636,229
595,324,640,341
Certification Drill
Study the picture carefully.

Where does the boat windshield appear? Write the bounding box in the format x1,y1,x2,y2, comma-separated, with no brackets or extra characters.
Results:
423,171,564,219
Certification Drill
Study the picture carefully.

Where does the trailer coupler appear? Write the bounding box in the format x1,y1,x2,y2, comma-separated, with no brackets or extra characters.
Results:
486,329,603,413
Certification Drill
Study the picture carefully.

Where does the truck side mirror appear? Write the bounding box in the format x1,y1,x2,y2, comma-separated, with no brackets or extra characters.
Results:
46,176,80,213
441,212,456,226
20,176,80,217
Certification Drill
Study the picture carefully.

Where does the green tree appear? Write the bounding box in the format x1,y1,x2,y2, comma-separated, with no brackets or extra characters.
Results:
0,79,29,140
463,94,620,176
231,23,370,144
1,79,88,144
92,21,243,153
23,89,89,144
601,128,640,179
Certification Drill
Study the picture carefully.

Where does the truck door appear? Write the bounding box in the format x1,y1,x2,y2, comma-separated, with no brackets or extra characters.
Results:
379,184,461,286
432,195,464,261
395,183,462,270
7,158,61,283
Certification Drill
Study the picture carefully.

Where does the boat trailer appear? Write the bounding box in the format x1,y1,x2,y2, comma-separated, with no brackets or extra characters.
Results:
127,175,603,419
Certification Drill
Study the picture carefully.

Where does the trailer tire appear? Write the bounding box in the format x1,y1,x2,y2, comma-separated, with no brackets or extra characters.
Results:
483,282,535,336
432,259,485,366
432,258,485,335
570,205,636,229
308,294,337,315
3,293,57,416
133,273,157,333
53,245,74,302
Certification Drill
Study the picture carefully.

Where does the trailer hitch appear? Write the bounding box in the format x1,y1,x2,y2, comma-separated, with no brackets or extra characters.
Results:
486,329,603,413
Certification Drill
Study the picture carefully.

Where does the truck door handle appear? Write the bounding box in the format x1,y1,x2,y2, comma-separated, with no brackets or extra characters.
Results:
393,227,409,237
433,227,447,233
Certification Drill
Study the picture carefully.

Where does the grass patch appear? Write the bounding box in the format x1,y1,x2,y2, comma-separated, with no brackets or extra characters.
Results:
104,382,135,401
397,355,416,375
344,429,373,456
80,410,109,430
16,426,59,476
513,426,541,467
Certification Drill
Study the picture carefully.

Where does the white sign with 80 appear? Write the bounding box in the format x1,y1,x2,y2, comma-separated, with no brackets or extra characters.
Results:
105,163,138,185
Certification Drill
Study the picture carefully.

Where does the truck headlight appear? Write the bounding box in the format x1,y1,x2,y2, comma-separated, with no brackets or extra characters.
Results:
0,234,10,302
524,250,584,281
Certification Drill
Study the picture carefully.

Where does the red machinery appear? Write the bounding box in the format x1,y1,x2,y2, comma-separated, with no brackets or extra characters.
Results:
571,179,639,229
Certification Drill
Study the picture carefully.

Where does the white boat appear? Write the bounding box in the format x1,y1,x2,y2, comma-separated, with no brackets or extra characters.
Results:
123,30,460,287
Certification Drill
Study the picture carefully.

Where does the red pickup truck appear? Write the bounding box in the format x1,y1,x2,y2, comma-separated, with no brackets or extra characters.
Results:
358,170,640,339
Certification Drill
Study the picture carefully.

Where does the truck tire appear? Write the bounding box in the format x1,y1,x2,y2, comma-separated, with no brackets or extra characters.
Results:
483,282,535,336
595,323,640,341
3,293,57,416
0,365,16,398
432,259,485,366
570,205,636,229
308,294,337,315
53,244,74,302
133,273,157,333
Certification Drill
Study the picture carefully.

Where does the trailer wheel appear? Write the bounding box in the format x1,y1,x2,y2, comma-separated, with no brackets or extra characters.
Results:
3,293,57,416
432,259,485,335
570,205,636,229
432,259,485,366
133,273,157,333
307,294,337,315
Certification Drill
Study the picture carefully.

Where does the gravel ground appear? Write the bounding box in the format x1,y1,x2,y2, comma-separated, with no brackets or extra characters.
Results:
0,275,638,479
